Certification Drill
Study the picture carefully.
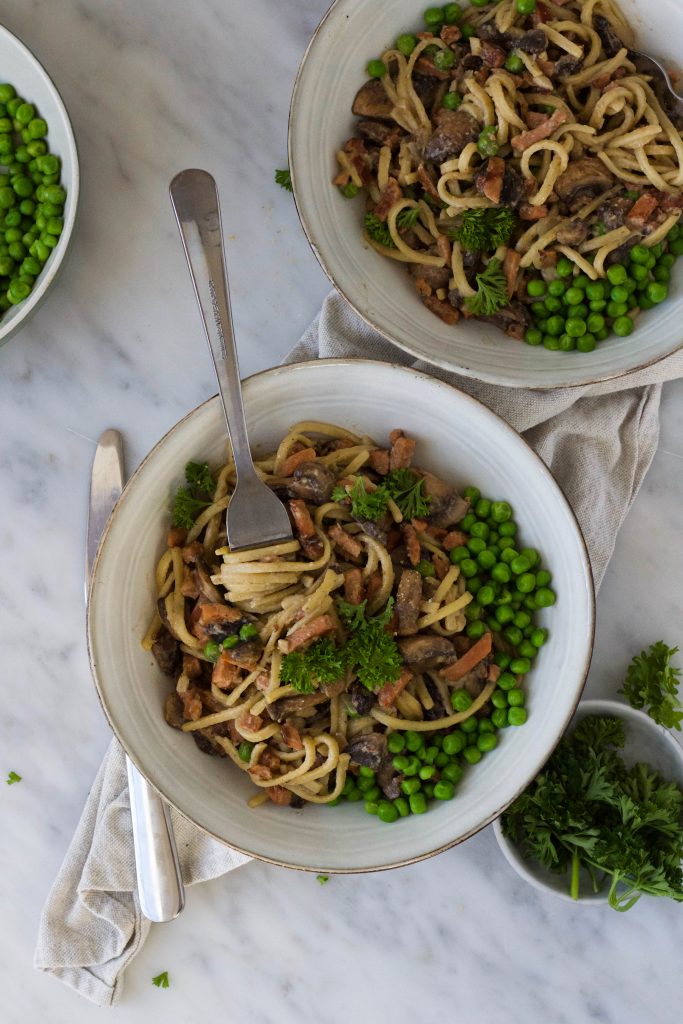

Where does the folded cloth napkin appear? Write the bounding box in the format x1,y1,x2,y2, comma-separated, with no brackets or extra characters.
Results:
35,290,683,1006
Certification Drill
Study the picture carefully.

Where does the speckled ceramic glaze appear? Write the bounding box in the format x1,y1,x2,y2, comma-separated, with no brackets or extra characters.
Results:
87,360,594,871
289,0,683,388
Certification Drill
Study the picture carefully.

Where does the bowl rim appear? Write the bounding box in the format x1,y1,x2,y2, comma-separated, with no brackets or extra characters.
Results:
0,23,80,344
287,0,683,392
492,698,683,903
87,357,596,872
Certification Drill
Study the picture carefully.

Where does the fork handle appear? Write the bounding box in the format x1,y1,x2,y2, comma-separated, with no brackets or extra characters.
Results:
169,169,256,482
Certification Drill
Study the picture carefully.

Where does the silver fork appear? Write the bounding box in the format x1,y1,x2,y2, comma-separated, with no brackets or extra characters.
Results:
169,169,294,551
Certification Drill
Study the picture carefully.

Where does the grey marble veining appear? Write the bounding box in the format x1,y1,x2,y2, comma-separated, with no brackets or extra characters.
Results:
0,1,682,1021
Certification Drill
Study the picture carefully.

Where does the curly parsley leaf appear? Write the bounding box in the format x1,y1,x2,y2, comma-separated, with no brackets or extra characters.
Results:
171,461,216,528
185,461,214,496
316,874,330,885
396,206,420,231
152,971,170,989
619,642,682,731
280,637,346,694
334,477,390,522
385,468,430,520
450,207,517,253
502,713,683,910
339,597,402,692
6,771,22,785
364,212,395,249
464,258,509,317
274,168,292,192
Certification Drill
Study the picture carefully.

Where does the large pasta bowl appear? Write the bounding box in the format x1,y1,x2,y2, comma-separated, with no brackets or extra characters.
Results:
87,360,594,871
289,0,683,388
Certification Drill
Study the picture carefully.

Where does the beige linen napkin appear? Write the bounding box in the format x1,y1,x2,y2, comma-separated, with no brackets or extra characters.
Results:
35,290,683,1006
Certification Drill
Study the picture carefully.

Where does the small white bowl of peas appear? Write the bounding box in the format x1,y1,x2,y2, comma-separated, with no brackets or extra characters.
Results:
0,23,79,347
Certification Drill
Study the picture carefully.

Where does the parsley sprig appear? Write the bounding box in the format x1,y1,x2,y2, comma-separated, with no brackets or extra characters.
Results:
364,212,395,248
171,461,215,529
274,168,292,192
279,599,402,694
280,637,346,694
619,642,682,731
333,470,430,522
464,258,509,317
449,207,517,253
6,771,22,785
503,715,683,910
152,971,170,988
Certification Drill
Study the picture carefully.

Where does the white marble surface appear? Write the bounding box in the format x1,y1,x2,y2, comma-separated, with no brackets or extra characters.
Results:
0,0,682,1020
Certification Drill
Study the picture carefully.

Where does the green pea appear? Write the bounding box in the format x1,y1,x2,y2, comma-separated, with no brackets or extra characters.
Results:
203,640,220,661
492,708,509,729
586,313,605,334
544,296,563,314
606,263,627,286
357,774,377,792
509,657,531,675
476,586,494,607
477,549,497,570
460,558,478,578
401,777,421,796
503,625,523,647
396,33,417,56
515,572,536,593
367,59,387,78
0,84,16,104
495,604,515,625
460,21,475,39
469,521,489,540
477,126,500,157
450,544,469,564
377,800,399,823
463,486,480,503
465,601,482,621
409,792,427,814
346,787,363,802
669,238,683,256
508,688,526,708
531,627,548,647
545,315,565,337
443,3,463,24
513,610,531,629
238,741,254,762
423,6,444,26
535,569,551,586
530,302,547,319
535,586,556,607
524,328,543,346
491,689,508,709
629,244,650,265
510,555,531,575
435,751,449,767
585,281,605,301
404,730,425,753
463,745,482,764
46,217,63,236
613,315,634,337
364,800,379,815
442,90,463,110
467,537,486,555
646,281,668,304
499,521,517,537
508,707,528,726
417,559,436,578
660,254,675,269
566,317,587,338
505,53,524,74
422,745,439,764
460,716,478,734
442,762,464,785
500,547,518,565
0,255,14,275
442,730,467,756
394,797,410,817
564,287,583,306
387,732,405,754
433,48,455,71
556,257,574,278
491,562,511,584
417,764,435,782
451,689,473,713
477,732,498,752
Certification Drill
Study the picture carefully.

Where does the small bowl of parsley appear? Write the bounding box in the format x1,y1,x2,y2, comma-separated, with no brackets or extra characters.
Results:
493,646,683,910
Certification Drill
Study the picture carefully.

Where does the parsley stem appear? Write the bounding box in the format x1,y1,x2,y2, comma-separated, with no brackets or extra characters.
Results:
570,851,580,901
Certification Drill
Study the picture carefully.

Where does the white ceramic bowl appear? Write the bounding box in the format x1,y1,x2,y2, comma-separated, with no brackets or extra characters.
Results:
493,698,683,903
87,360,594,872
0,24,79,347
289,0,683,389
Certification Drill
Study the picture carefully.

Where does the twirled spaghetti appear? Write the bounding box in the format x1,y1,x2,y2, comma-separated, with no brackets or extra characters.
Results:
334,0,683,349
144,422,554,818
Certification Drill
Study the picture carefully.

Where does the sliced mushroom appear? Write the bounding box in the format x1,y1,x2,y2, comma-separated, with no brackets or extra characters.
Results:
409,263,451,290
517,29,547,54
398,634,457,671
377,760,403,800
419,471,470,529
422,676,448,721
555,158,614,212
555,219,590,246
357,118,406,149
192,730,227,757
482,301,532,340
152,629,181,676
347,732,386,770
598,195,632,231
423,109,479,164
196,564,223,603
396,568,423,637
594,14,624,58
266,691,329,723
289,460,336,505
354,516,389,546
554,55,582,79
352,79,394,120
347,681,376,716
164,691,185,729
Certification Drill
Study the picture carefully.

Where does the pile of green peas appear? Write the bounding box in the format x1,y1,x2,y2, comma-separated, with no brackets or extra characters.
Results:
326,490,552,823
523,227,681,353
0,82,66,314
